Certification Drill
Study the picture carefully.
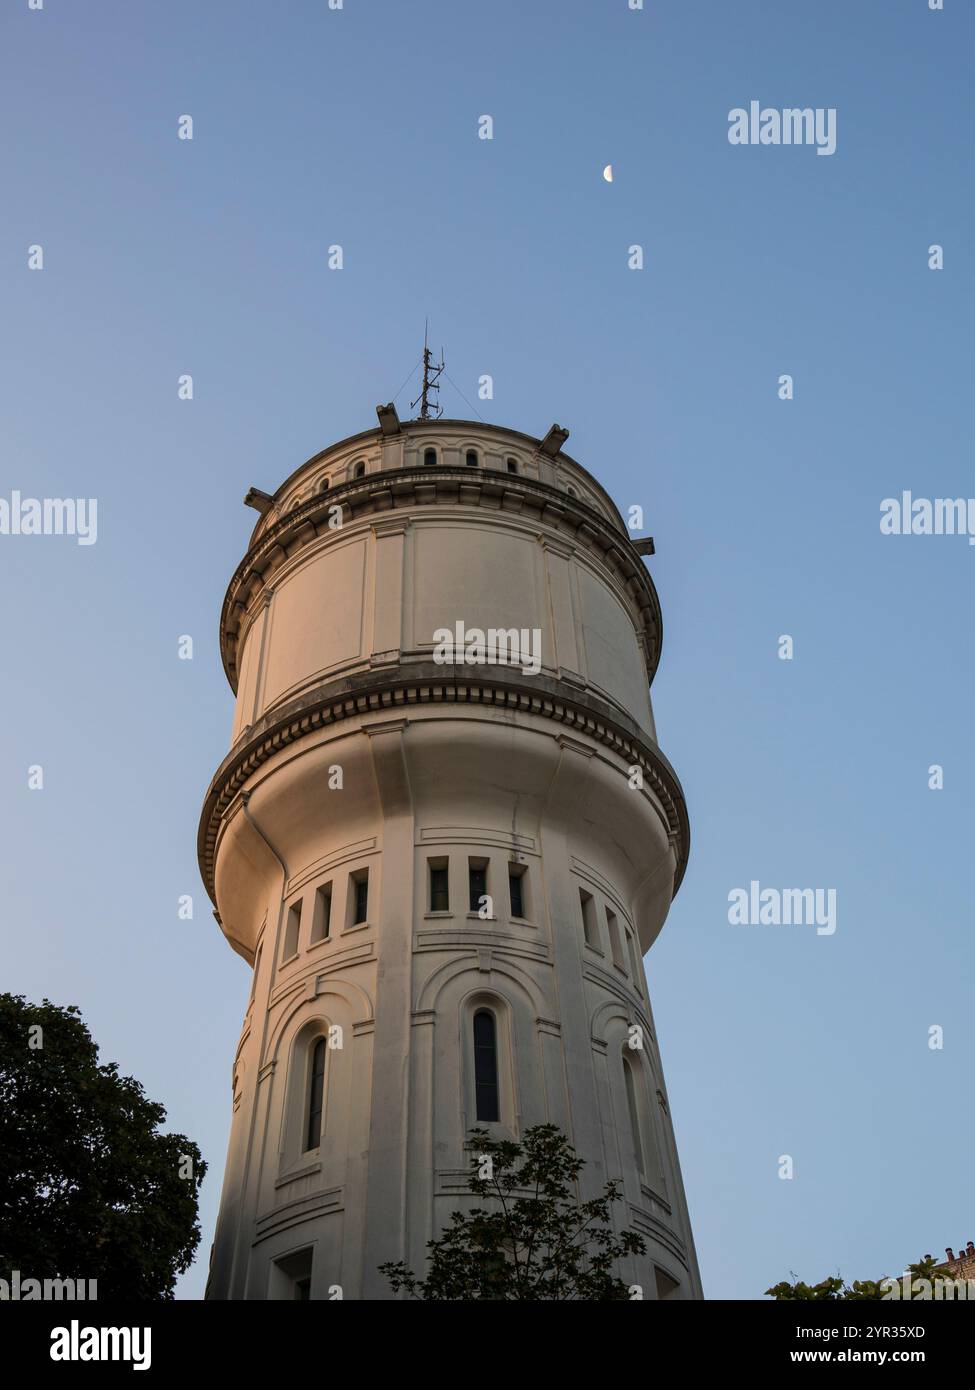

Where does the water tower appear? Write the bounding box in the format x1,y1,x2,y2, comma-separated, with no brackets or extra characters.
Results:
200,400,700,1299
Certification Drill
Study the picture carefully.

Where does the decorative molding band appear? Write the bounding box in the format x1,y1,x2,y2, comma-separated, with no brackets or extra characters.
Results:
198,666,690,907
535,1016,562,1036
413,929,549,963
583,967,656,1040
627,1207,688,1271
254,1185,344,1244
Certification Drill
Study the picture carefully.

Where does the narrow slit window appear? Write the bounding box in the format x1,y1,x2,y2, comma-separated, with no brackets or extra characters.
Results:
469,861,488,914
429,861,449,912
508,865,526,919
305,1037,326,1151
250,943,263,1000
580,889,598,949
351,870,369,925
473,1010,500,1122
623,1056,645,1176
310,884,332,943
283,901,301,960
626,928,642,982
607,908,625,971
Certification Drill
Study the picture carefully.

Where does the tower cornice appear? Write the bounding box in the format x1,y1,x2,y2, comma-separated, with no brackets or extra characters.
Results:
197,663,690,913
260,418,628,529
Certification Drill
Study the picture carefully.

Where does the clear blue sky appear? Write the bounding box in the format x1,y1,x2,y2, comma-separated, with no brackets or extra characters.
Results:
2,0,971,1299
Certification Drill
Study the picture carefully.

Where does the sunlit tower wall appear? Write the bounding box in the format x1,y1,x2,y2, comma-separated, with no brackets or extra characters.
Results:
199,406,701,1300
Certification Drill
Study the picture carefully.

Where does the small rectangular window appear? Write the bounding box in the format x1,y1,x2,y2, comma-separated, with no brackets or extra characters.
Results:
654,1267,681,1301
508,865,526,919
429,860,449,913
626,928,642,982
351,870,369,926
607,908,625,972
580,889,598,949
270,1247,313,1302
282,901,301,960
310,884,332,943
250,943,263,999
469,860,488,915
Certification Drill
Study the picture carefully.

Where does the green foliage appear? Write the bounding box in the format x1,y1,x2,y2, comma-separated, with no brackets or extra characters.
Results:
380,1123,645,1300
765,1255,946,1301
0,993,206,1300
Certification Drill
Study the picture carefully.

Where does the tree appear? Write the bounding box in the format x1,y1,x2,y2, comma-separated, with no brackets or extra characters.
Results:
380,1123,646,1300
765,1256,945,1301
0,994,206,1299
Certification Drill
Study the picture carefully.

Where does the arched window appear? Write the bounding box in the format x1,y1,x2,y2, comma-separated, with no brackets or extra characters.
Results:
506,457,518,474
305,1037,326,1151
465,450,478,468
319,477,329,493
473,1010,500,1121
423,448,436,467
353,460,366,479
567,485,577,499
622,1055,644,1176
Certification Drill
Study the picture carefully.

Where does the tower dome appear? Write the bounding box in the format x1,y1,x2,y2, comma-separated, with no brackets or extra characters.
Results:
200,405,699,1300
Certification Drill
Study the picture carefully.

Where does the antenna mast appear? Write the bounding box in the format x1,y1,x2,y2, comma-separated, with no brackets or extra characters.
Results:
411,321,444,420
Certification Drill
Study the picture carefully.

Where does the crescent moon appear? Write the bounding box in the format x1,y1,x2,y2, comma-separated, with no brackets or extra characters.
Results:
602,164,614,183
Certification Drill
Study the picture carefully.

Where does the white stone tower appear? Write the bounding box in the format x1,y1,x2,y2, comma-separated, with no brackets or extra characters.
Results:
200,406,701,1300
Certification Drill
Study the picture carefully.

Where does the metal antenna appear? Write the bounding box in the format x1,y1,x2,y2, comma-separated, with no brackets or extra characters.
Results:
411,320,444,420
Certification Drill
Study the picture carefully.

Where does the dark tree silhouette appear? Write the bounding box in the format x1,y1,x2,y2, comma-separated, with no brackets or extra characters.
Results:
766,1256,945,1301
0,993,206,1300
381,1123,646,1300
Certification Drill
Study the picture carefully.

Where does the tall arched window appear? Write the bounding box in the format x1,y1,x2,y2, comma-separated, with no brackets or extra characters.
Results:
423,448,436,467
473,1010,500,1122
305,1037,326,1151
465,449,478,468
353,460,366,478
622,1055,645,1176
319,477,329,493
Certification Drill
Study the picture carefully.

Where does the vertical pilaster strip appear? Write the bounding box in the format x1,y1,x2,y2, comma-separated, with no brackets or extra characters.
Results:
359,719,414,1297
